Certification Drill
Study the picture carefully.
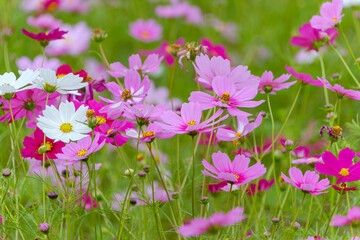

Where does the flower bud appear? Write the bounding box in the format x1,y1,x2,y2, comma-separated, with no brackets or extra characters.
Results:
138,171,147,178
48,192,58,199
39,223,50,233
332,73,341,81
171,192,179,199
29,202,38,209
272,217,280,224
260,111,267,118
200,196,209,205
132,184,138,191
143,165,150,173
129,198,137,205
137,153,144,162
2,168,11,177
124,169,134,177
284,139,295,151
92,28,107,43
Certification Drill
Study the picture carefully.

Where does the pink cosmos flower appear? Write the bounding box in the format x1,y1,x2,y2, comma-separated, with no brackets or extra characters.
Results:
79,191,97,211
292,155,323,165
200,38,230,60
233,141,273,158
27,14,62,30
100,70,151,119
98,119,134,147
315,148,360,184
126,122,174,142
281,167,330,195
246,179,275,196
22,28,67,46
331,206,360,227
217,113,263,141
193,53,258,90
202,151,266,185
331,183,356,192
290,23,338,51
320,77,360,100
145,81,182,109
129,19,162,43
16,55,61,71
56,133,106,165
189,76,264,116
177,207,245,237
21,128,65,161
123,104,167,125
285,66,324,87
58,0,89,13
0,89,59,128
108,54,163,78
160,102,228,135
139,38,184,66
46,22,92,56
155,1,203,24
258,71,296,94
20,0,60,12
207,181,228,193
135,182,173,206
310,0,344,31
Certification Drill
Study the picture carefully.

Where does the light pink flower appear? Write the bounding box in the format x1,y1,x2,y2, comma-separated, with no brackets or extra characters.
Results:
258,71,296,94
160,102,227,135
331,206,360,227
281,167,330,195
177,207,245,237
108,54,163,78
189,76,264,116
56,133,106,165
46,22,92,56
193,53,258,90
126,122,174,142
156,1,203,25
27,14,62,30
310,0,344,30
58,0,89,13
292,155,323,165
129,19,162,43
202,151,266,185
217,113,263,141
320,77,360,100
123,104,167,125
16,56,61,71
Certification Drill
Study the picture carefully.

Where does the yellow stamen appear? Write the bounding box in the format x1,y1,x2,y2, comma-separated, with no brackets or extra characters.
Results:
232,173,240,180
60,122,73,133
96,116,106,125
77,149,87,156
142,131,155,138
56,74,66,79
44,141,53,151
121,89,132,101
220,92,230,103
235,132,242,137
140,31,150,39
188,120,197,126
107,128,114,135
333,17,337,23
339,168,349,176
308,157,318,162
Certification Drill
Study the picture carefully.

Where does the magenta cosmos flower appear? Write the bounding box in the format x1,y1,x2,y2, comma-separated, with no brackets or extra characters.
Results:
310,0,344,31
258,71,296,94
22,28,68,46
331,206,360,227
315,148,360,184
56,133,106,165
189,76,264,116
98,119,134,147
320,77,360,100
108,54,163,78
129,19,162,43
100,70,150,119
246,178,274,196
177,207,245,237
193,53,258,90
285,65,324,87
160,102,228,136
290,23,338,51
202,151,266,185
217,113,263,141
21,128,65,161
200,38,230,60
123,104,166,125
281,167,330,195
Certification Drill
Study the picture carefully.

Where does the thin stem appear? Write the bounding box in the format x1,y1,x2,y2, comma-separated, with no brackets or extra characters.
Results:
304,195,313,237
99,43,122,87
338,24,360,73
169,63,176,110
191,136,196,217
291,193,306,226
319,52,329,105
324,193,342,237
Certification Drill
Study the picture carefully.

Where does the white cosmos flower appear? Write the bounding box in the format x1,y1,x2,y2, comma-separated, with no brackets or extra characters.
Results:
0,68,40,95
37,101,91,143
30,68,87,95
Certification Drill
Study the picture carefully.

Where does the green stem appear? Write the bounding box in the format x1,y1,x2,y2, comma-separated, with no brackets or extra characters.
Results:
324,191,343,237
319,52,329,105
191,136,196,217
338,24,360,73
291,193,306,226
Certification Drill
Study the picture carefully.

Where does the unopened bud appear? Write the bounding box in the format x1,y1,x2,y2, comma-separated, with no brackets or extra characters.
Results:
143,165,150,173
48,192,58,199
200,196,209,205
124,169,134,177
137,153,144,161
260,111,267,118
2,168,11,177
272,217,280,224
138,171,147,178
39,223,50,233
92,28,107,43
171,192,179,199
129,198,137,205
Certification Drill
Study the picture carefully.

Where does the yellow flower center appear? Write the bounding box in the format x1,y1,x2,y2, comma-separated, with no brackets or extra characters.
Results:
142,131,155,138
333,17,337,23
188,120,197,126
47,2,58,11
232,173,240,180
140,31,150,39
107,128,114,135
137,153,144,161
220,92,230,103
96,116,106,125
308,157,318,162
235,132,242,137
60,122,73,133
121,89,132,101
44,141,53,151
339,168,349,177
77,149,87,156
331,126,342,137
56,74,66,79
44,82,57,93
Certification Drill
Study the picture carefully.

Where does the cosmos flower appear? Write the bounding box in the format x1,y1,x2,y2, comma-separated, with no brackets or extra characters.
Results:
56,133,106,165
315,148,360,184
310,0,344,30
160,102,228,136
37,101,91,143
16,55,61,71
285,66,324,87
129,19,162,43
177,207,245,237
202,151,266,185
281,167,330,195
331,206,360,227
200,38,230,59
21,128,65,161
29,68,87,95
292,155,323,165
0,69,39,98
320,77,360,100
98,119,134,147
108,54,163,78
246,179,275,196
126,122,174,143
27,14,62,30
258,71,296,94
189,75,264,116
123,104,167,125
290,23,338,51
22,28,67,46
155,1,203,24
